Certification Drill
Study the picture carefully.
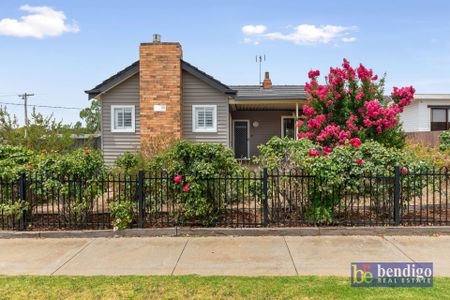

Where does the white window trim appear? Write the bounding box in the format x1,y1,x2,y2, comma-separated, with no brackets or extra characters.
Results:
111,105,135,133
281,115,295,138
192,105,217,133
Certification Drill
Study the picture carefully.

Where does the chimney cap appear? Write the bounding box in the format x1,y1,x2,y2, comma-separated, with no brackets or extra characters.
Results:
153,34,161,43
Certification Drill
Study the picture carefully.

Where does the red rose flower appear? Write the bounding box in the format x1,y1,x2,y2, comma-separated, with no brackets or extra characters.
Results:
173,175,183,184
401,167,408,175
357,159,364,165
183,183,190,192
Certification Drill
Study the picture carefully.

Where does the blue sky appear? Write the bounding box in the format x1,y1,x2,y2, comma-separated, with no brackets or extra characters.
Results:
1,0,450,125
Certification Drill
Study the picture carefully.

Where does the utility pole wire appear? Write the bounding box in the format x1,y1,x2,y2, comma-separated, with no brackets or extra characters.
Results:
0,101,82,110
18,93,34,138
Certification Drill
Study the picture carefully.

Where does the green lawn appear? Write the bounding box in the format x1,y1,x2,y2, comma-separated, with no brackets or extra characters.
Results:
0,276,448,300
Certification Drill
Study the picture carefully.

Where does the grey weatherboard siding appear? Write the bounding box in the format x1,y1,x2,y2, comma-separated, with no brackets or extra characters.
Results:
100,74,140,164
182,71,229,146
100,71,229,164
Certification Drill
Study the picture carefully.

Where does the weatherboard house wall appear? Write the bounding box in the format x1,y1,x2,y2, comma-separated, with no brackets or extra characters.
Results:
98,74,141,164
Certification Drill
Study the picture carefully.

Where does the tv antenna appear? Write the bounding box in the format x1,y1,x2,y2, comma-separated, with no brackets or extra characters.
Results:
256,54,266,86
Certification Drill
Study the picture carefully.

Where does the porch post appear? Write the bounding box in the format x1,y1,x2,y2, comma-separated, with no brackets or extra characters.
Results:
295,103,299,139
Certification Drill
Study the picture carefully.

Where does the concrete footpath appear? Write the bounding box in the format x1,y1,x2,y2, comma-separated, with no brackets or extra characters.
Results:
0,235,449,276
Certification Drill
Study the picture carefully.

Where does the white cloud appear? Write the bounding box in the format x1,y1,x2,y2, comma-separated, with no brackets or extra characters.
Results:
243,37,260,45
242,24,267,35
0,5,79,38
342,37,357,43
242,24,357,45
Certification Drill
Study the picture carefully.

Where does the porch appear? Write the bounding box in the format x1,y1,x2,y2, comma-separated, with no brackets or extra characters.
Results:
229,100,304,158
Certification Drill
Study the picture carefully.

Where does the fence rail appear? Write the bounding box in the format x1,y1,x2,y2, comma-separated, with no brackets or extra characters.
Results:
0,166,449,230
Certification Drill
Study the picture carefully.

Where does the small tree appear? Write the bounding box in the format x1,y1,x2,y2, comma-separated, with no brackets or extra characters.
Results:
297,59,415,153
79,99,101,133
0,106,74,152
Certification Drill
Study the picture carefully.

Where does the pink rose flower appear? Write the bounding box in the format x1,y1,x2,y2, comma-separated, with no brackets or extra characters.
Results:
183,183,190,192
173,175,183,184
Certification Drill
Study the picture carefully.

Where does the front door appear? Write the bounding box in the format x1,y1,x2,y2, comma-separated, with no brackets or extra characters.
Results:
233,120,249,158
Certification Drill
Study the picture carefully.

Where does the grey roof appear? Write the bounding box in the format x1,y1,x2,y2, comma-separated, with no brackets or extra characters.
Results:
229,85,306,100
85,60,236,98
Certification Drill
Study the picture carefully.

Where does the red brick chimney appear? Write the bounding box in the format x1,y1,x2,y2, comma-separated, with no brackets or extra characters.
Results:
262,71,272,89
139,34,183,143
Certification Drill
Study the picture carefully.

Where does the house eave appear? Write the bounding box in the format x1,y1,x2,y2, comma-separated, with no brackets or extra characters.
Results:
85,60,236,100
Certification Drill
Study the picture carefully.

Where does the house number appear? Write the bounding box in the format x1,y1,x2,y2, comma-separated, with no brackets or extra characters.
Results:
154,105,166,112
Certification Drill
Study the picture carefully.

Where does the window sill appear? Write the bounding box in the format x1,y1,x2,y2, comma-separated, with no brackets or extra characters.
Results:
111,129,136,133
192,130,217,133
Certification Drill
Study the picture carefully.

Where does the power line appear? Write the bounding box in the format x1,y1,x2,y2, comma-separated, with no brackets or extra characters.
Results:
0,101,82,110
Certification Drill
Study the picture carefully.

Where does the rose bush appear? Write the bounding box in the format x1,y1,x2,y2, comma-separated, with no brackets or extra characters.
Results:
147,140,242,224
297,59,414,150
0,145,106,225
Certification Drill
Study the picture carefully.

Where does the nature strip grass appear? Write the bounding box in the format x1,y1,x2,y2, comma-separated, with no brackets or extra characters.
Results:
0,275,449,299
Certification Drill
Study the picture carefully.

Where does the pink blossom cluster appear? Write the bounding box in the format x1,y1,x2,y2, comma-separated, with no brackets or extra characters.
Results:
296,59,415,154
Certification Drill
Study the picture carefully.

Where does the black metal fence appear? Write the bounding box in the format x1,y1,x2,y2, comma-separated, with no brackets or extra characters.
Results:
0,166,449,230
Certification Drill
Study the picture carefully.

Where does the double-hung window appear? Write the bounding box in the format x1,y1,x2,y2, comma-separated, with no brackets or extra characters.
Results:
111,105,135,133
192,105,217,132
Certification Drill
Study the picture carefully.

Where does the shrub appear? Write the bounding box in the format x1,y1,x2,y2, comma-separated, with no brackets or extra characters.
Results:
114,151,144,174
0,200,29,223
147,140,242,224
439,130,450,151
141,135,178,160
297,59,414,150
257,136,431,223
0,145,35,179
109,199,135,229
405,142,450,169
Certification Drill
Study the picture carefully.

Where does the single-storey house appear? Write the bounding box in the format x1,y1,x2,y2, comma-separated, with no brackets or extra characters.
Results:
86,36,450,163
85,36,306,164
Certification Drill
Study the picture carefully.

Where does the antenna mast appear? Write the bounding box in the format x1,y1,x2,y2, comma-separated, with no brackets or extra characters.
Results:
256,54,266,86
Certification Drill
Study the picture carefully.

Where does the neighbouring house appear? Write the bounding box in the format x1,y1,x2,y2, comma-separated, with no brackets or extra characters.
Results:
400,94,450,132
85,35,306,164
400,94,450,146
85,35,450,163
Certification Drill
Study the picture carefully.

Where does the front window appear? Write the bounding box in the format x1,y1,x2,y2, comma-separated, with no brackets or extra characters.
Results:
282,116,295,138
111,105,135,133
431,108,450,131
193,105,217,132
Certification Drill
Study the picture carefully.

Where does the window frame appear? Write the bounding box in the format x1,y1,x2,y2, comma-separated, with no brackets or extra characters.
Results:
192,105,217,133
430,106,450,131
281,115,296,138
111,105,136,133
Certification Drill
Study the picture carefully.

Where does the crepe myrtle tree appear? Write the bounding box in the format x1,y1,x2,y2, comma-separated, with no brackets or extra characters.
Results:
297,59,415,154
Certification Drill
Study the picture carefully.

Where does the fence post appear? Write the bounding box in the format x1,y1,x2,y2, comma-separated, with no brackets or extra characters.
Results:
18,173,26,231
262,168,269,226
138,170,144,228
394,165,401,226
